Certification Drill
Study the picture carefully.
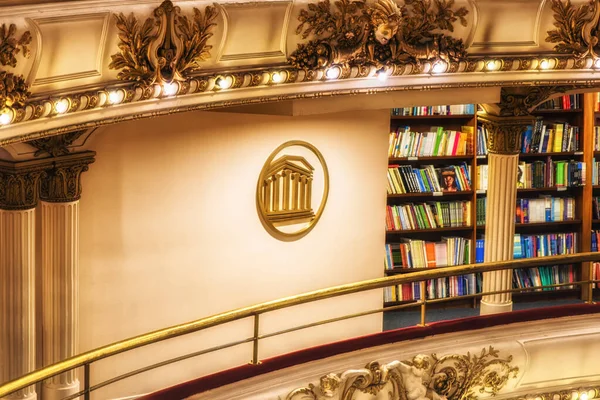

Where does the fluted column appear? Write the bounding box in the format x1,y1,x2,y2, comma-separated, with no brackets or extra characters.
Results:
479,114,532,315
0,169,43,400
40,156,93,400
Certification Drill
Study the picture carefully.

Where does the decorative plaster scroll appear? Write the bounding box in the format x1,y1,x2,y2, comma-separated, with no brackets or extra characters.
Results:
284,347,518,400
27,130,86,158
109,0,219,85
0,23,32,109
289,0,469,70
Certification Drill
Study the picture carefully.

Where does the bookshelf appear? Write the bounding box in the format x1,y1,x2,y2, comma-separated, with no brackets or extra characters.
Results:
384,96,599,308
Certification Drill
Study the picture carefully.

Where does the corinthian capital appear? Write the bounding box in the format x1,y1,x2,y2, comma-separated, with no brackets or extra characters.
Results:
477,113,535,155
39,152,95,203
0,166,45,210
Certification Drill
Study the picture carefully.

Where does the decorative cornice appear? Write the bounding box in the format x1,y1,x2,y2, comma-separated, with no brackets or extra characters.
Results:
478,113,534,155
109,0,218,85
5,1,600,141
285,346,518,400
27,130,86,158
0,23,31,109
546,0,600,59
289,0,468,71
39,152,95,203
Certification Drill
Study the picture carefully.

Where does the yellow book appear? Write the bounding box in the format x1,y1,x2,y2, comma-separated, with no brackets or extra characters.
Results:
553,123,564,152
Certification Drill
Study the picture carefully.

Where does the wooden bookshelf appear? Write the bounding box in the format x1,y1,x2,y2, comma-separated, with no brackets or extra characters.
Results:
384,95,596,307
390,114,475,120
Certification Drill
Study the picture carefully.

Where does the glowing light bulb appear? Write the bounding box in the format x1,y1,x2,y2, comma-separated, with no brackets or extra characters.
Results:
539,59,550,70
0,108,13,125
377,69,388,82
215,76,231,90
594,58,600,69
325,67,340,80
432,61,446,74
486,60,499,71
271,72,283,83
162,82,178,96
580,393,588,400
54,99,70,114
108,90,123,104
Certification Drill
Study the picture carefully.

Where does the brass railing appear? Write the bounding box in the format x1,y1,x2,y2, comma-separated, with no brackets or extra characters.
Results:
1,253,599,399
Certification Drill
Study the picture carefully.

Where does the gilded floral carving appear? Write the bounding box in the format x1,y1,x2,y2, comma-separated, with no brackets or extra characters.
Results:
0,23,32,109
109,0,218,85
547,0,600,58
289,0,469,70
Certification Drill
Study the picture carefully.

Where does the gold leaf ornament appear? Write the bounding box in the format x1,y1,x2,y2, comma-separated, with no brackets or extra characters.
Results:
109,0,218,85
0,23,32,109
289,0,468,70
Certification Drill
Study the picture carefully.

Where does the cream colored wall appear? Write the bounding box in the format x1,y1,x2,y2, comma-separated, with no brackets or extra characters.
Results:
78,108,390,399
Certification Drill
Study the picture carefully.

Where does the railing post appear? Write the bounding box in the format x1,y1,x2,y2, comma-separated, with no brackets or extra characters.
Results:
251,314,261,365
84,364,90,400
419,281,427,326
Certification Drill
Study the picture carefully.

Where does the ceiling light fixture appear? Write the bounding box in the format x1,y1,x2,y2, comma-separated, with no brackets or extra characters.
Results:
215,76,231,90
376,68,388,82
54,99,70,114
108,90,124,104
162,82,179,96
594,58,600,69
431,61,447,74
486,60,499,71
271,72,283,84
539,59,550,70
325,66,341,80
0,108,13,126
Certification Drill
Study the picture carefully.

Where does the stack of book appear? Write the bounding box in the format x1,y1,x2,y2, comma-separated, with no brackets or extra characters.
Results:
387,163,472,194
391,104,475,116
388,127,472,158
386,201,472,231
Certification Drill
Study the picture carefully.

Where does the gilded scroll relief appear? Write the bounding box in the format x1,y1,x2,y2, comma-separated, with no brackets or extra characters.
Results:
289,0,469,71
109,0,218,85
283,347,518,400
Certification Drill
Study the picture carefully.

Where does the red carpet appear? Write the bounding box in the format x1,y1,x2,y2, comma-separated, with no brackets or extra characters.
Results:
142,303,600,400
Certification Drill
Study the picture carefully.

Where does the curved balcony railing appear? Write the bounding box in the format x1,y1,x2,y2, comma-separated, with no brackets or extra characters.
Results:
1,253,599,399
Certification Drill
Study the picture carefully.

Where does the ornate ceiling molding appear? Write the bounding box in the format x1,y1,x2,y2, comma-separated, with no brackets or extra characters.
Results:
5,0,600,144
285,346,518,400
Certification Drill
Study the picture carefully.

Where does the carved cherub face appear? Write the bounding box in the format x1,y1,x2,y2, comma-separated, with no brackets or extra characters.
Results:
375,23,398,45
412,354,430,370
370,0,402,45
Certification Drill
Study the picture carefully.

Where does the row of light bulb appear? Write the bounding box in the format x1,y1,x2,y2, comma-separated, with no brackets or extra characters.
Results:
3,57,600,127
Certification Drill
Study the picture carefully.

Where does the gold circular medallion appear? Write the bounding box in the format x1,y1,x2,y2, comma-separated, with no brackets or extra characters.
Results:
256,140,329,241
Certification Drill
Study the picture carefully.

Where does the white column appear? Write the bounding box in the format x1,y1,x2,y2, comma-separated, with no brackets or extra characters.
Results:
480,153,519,315
479,114,531,316
41,201,80,400
0,208,37,400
